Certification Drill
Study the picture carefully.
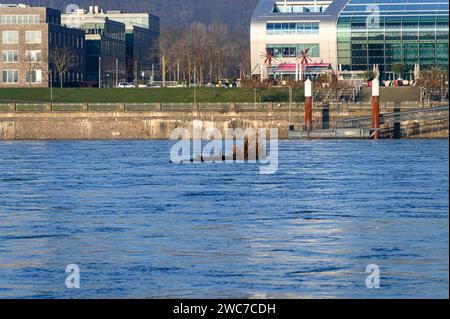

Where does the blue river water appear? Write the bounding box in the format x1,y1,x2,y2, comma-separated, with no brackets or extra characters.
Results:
0,140,448,299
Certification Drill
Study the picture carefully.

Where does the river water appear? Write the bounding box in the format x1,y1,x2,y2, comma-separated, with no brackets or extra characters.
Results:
0,140,448,298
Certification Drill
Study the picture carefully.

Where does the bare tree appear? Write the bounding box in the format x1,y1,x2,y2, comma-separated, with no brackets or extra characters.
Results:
207,22,228,82
160,22,250,87
49,47,76,88
20,41,47,87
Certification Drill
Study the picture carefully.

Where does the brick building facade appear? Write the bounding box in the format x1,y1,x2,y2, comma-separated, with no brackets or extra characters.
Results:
0,4,85,88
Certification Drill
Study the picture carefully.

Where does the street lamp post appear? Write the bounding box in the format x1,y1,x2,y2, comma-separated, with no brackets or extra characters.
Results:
98,56,101,88
115,58,118,88
134,60,138,87
151,63,155,83
49,71,53,103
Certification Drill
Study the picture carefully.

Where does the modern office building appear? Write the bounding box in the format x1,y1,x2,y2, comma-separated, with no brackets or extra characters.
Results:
62,6,160,86
103,10,160,84
0,3,85,88
251,0,449,80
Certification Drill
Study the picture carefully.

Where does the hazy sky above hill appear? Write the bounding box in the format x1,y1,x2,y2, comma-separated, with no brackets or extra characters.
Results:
21,0,259,32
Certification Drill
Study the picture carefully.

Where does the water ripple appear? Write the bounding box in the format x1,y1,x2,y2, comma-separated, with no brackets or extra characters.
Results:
0,139,448,298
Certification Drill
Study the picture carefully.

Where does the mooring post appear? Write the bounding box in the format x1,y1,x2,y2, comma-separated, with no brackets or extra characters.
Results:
230,102,237,112
304,79,312,131
372,77,380,139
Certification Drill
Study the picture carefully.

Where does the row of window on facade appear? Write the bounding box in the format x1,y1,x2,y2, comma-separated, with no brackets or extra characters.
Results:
112,17,149,29
266,22,320,35
1,69,84,83
2,69,42,83
0,14,40,24
266,44,320,58
102,41,126,58
0,13,61,25
337,16,449,29
273,5,329,13
2,50,42,62
83,25,125,41
342,3,449,12
49,31,84,49
265,21,448,36
266,19,448,34
2,49,85,65
2,30,42,43
1,30,84,49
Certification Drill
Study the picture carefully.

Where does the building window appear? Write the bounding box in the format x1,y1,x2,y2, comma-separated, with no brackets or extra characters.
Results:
25,31,42,44
2,70,19,83
26,70,42,83
2,50,18,63
25,50,42,62
2,31,18,44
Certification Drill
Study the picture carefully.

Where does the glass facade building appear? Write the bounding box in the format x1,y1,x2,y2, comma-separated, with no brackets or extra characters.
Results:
62,7,160,86
337,0,449,77
80,19,127,86
252,0,449,79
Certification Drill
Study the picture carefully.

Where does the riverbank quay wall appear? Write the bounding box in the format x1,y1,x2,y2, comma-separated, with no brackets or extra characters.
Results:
0,101,448,140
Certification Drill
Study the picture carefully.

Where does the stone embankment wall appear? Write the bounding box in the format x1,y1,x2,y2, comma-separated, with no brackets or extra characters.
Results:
0,102,448,140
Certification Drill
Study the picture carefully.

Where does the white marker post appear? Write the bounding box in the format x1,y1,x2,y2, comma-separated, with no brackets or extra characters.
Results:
299,63,303,81
260,64,264,83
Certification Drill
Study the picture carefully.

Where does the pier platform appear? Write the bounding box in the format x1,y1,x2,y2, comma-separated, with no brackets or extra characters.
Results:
289,128,372,140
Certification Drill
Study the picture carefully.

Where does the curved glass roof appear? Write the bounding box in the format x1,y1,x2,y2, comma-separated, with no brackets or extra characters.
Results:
340,0,449,17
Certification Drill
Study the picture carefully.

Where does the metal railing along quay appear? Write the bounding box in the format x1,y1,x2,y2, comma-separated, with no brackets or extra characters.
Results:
0,102,301,112
336,106,449,129
0,101,448,113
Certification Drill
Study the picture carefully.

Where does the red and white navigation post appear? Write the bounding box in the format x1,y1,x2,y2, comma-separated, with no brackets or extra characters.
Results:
372,77,380,139
304,79,313,132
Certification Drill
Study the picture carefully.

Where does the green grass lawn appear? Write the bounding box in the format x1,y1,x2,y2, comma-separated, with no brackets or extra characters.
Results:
361,86,421,102
0,87,306,104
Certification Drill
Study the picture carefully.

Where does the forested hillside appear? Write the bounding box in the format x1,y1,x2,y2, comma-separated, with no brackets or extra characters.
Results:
22,0,259,32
